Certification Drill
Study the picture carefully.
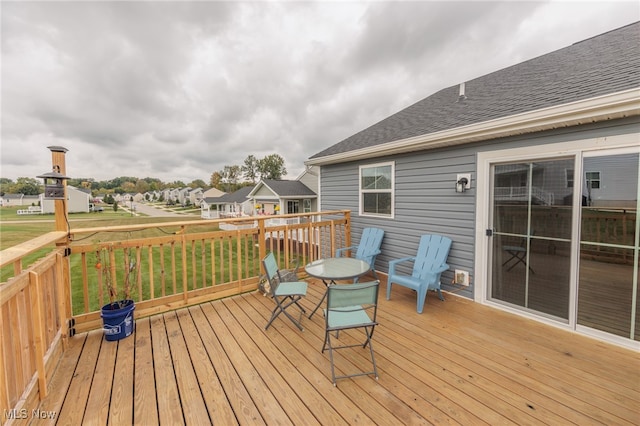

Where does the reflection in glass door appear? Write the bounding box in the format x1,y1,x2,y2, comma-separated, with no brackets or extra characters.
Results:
578,153,639,341
488,150,640,343
490,158,574,321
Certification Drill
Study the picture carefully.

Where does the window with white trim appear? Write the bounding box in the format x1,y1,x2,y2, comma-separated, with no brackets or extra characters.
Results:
359,162,394,217
585,171,601,189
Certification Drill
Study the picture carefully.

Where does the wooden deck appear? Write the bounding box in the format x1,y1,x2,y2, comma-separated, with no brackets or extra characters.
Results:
27,278,639,425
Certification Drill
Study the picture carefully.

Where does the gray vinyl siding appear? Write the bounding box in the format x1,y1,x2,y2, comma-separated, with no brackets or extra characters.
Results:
319,117,640,300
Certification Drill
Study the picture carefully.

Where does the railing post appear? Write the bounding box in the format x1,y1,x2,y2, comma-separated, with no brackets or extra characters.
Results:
258,217,266,271
56,251,71,345
29,271,48,399
344,210,352,252
47,146,74,344
47,146,70,236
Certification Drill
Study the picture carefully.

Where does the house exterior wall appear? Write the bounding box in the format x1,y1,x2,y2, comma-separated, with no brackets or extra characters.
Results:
319,117,640,300
585,153,638,207
298,166,319,194
254,186,277,198
1,195,40,207
203,188,225,198
41,187,90,213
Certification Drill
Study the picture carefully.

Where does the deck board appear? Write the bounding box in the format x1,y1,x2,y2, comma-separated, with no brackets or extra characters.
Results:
29,278,640,425
150,314,182,424
132,317,158,425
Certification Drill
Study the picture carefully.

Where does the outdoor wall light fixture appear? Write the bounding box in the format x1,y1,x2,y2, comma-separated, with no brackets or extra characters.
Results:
455,174,471,193
37,166,70,199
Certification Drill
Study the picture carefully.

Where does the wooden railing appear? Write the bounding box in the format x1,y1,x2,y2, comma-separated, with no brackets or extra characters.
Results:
495,205,636,263
0,210,351,420
0,232,69,422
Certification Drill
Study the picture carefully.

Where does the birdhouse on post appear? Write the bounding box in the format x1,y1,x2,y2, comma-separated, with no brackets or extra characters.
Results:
37,146,70,233
37,169,70,199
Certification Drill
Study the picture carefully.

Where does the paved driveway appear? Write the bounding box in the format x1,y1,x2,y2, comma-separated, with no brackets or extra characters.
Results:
131,203,192,217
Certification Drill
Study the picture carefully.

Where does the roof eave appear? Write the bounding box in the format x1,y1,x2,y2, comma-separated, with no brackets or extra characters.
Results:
305,88,640,167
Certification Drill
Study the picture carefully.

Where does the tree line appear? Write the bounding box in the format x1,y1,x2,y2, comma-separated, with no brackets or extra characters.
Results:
0,154,287,196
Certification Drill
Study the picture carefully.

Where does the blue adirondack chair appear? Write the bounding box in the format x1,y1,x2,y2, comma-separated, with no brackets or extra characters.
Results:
336,227,384,279
386,234,452,313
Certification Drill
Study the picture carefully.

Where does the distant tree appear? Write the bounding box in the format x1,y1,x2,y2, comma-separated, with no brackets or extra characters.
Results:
122,181,136,193
143,177,163,191
135,179,150,194
12,177,42,195
210,171,222,190
258,154,287,180
242,155,260,183
189,179,206,189
113,202,119,212
0,178,13,195
221,165,241,192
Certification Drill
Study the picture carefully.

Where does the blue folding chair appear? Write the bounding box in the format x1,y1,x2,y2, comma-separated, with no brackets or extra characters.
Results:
262,253,308,331
386,234,451,313
322,281,380,385
336,227,384,279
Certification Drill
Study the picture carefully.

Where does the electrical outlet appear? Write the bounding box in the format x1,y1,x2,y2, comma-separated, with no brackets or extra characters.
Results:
454,270,470,286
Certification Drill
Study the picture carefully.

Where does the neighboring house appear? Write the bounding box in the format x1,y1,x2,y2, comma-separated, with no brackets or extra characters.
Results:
204,186,254,219
41,186,91,213
177,187,191,205
200,188,227,219
1,194,40,207
247,179,317,217
161,188,172,202
147,190,161,201
306,23,640,349
296,165,320,202
94,193,107,203
202,187,225,199
189,188,204,206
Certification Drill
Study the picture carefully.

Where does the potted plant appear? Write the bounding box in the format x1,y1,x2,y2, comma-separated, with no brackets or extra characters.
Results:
95,244,136,341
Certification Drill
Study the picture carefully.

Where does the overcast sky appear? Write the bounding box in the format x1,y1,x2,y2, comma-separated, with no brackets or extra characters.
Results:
2,1,638,185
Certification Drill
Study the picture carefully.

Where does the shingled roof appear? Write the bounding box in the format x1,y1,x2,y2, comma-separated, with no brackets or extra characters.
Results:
252,179,316,197
206,186,253,204
309,22,640,161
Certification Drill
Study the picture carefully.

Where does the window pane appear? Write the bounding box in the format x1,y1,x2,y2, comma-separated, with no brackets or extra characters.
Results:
362,165,391,190
579,153,638,341
287,201,299,214
363,193,391,215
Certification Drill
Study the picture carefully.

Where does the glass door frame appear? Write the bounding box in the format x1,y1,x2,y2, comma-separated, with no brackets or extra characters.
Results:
576,146,640,342
474,133,640,351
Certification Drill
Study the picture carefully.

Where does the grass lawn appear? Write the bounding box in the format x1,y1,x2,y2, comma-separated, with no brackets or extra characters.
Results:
0,205,207,282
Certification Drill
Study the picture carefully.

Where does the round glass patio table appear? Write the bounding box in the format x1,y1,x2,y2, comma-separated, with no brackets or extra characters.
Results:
305,257,371,318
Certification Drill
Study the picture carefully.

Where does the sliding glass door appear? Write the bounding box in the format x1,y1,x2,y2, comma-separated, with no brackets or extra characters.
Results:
488,149,639,342
577,152,639,340
489,158,574,321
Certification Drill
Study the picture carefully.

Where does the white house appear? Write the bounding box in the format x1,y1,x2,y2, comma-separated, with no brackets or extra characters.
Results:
41,186,91,213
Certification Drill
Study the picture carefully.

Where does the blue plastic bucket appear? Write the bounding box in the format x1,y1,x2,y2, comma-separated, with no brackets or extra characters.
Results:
101,300,135,341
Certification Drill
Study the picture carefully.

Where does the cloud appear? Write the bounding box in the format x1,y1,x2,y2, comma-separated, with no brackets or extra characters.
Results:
2,1,638,184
